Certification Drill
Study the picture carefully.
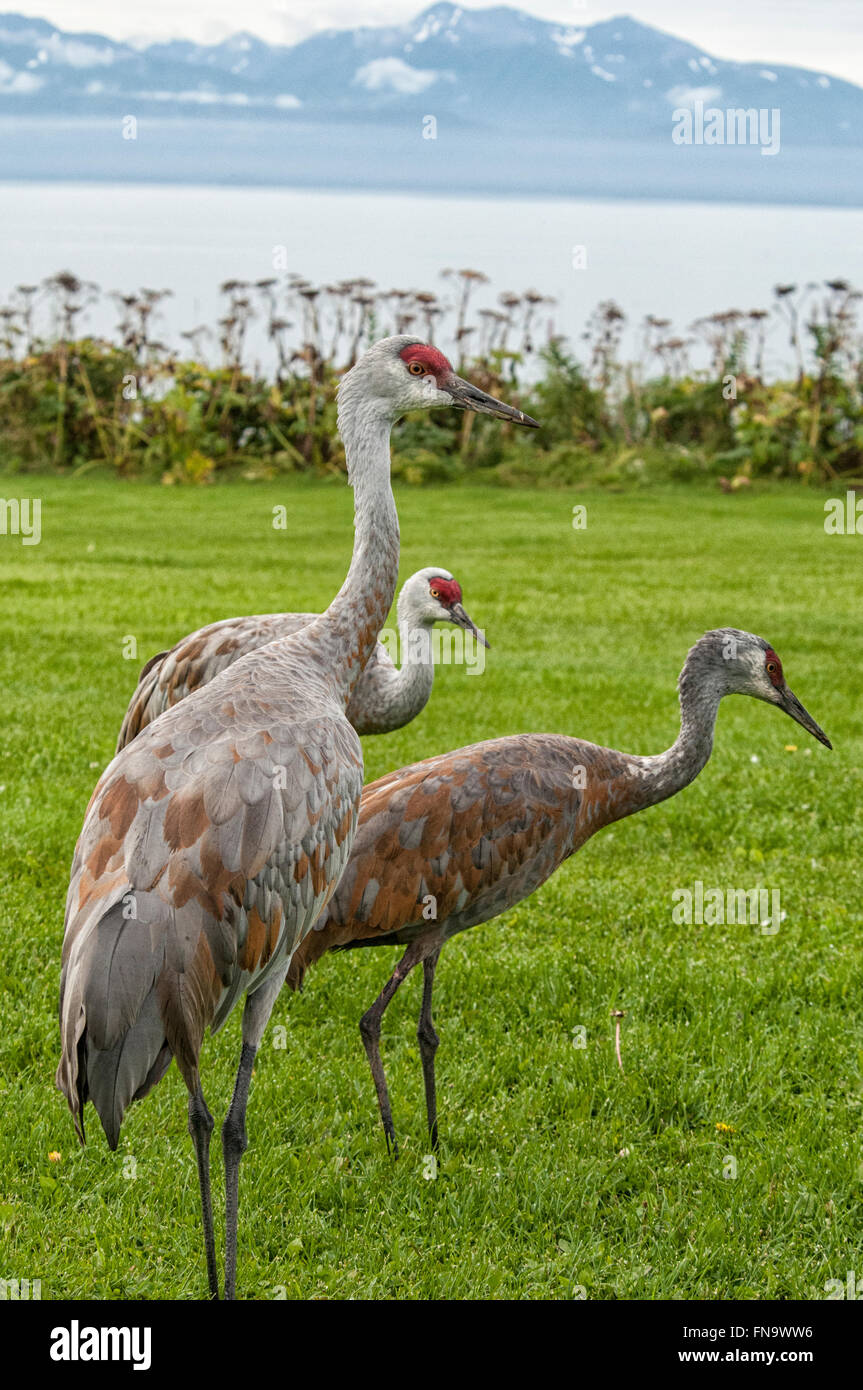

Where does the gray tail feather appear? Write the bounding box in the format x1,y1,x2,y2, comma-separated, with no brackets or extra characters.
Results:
57,894,172,1149
83,988,172,1150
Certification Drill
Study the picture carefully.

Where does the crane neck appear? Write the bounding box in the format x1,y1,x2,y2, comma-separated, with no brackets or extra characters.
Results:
623,651,725,814
305,400,400,708
394,605,436,699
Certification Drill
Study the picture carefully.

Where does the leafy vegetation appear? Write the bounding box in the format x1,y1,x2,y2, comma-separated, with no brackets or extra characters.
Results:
1,271,861,486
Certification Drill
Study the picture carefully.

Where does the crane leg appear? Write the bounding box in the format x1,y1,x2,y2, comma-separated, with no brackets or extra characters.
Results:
188,1083,219,1299
417,948,442,1151
222,966,287,1301
359,933,442,1158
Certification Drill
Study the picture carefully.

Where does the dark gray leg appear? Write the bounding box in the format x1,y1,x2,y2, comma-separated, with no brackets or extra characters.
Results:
188,1083,218,1299
223,966,287,1301
222,1040,255,1302
359,933,443,1158
417,948,442,1151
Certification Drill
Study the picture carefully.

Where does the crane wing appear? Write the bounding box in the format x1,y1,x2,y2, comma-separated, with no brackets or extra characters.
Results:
290,735,588,986
60,658,361,1137
116,613,316,750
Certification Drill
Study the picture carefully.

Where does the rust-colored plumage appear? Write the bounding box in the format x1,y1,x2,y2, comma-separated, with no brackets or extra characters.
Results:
285,733,634,1152
288,629,831,1153
116,568,487,750
56,335,537,1298
58,582,370,1291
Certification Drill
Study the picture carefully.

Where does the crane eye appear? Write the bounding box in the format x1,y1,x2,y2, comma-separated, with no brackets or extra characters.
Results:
767,661,777,673
407,361,426,375
429,586,440,598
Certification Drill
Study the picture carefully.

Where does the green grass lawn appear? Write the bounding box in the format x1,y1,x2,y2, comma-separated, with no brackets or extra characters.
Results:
0,476,860,1301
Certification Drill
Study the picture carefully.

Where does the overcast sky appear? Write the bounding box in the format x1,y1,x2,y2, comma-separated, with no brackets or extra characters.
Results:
18,1,863,85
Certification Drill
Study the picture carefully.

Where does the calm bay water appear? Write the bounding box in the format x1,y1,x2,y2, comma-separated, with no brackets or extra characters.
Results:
0,181,861,373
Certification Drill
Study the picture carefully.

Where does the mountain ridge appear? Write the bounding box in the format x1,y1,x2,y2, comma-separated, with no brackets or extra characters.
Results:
0,3,860,146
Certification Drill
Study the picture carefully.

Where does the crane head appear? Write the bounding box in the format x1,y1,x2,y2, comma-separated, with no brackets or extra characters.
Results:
706,629,831,748
399,566,490,647
341,335,539,427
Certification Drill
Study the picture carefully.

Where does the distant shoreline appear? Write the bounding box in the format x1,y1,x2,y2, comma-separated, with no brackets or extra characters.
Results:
3,120,862,208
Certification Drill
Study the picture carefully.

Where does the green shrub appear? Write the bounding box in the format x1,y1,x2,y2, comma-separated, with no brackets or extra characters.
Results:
1,324,861,488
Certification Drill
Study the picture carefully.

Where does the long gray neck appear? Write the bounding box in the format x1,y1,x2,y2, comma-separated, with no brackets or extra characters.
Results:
626,650,724,813
393,605,436,712
306,399,399,708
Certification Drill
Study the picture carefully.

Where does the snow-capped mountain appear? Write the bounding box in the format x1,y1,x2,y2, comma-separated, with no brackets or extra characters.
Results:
1,4,861,146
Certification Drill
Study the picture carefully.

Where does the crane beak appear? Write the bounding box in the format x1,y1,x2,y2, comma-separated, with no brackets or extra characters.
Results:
444,374,540,428
448,602,490,648
779,684,832,749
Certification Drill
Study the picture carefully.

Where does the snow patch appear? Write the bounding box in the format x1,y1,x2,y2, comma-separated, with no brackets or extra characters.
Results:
666,84,723,107
414,8,461,43
0,64,45,93
136,88,241,105
44,34,115,68
552,27,585,56
354,57,441,95
134,88,301,110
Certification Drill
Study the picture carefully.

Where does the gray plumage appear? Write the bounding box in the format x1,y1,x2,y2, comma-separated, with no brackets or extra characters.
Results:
55,333,537,1298
115,568,486,749
286,628,831,1153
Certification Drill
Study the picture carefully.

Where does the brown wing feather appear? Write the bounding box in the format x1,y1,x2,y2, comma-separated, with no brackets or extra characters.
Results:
117,612,415,749
117,614,314,750
288,733,635,988
59,644,362,1147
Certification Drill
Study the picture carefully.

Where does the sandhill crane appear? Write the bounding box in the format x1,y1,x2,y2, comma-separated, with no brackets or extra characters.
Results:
286,629,830,1155
56,335,538,1299
116,568,488,751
